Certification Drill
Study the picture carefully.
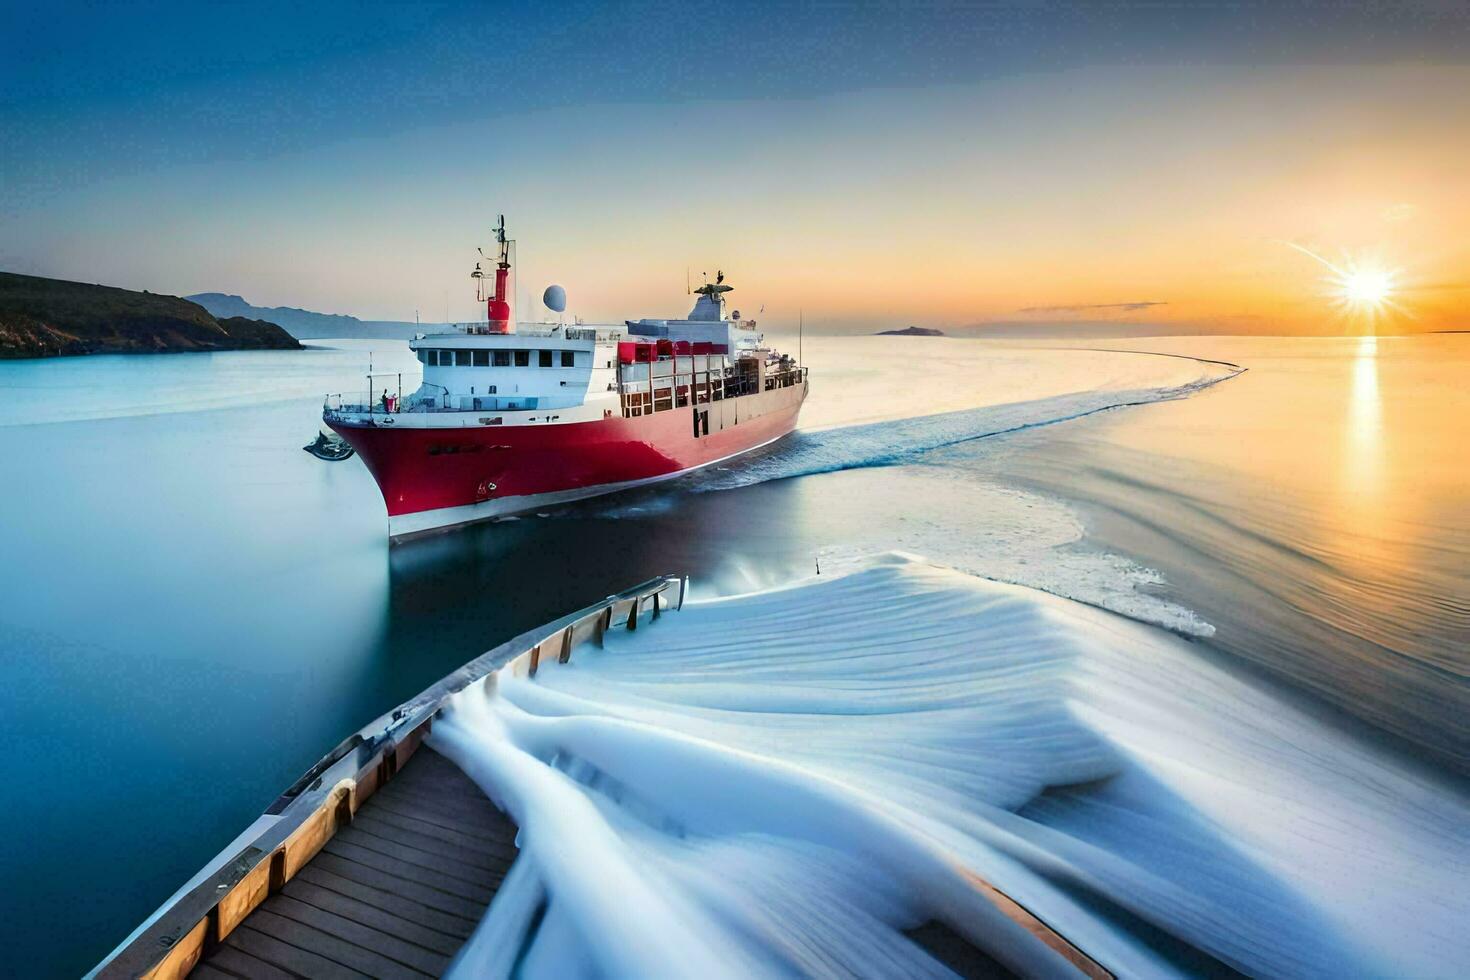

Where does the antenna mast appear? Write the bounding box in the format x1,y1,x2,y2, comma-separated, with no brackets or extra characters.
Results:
484,214,514,334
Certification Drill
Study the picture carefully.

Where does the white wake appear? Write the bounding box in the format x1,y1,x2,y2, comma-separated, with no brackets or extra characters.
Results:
685,346,1243,494
430,558,1470,979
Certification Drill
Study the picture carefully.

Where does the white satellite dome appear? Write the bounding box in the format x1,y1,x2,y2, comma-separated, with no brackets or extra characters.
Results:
542,284,567,313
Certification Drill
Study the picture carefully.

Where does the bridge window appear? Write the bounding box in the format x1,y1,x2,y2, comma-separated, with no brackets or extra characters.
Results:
493,350,510,367
560,351,575,367
455,350,471,367
539,350,552,367
515,350,530,367
473,350,490,367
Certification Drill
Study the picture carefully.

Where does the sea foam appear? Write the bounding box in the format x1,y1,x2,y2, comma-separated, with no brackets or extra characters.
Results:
683,361,1242,495
430,558,1470,978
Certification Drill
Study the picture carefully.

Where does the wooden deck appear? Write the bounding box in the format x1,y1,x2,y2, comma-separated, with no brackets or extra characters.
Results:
192,747,516,979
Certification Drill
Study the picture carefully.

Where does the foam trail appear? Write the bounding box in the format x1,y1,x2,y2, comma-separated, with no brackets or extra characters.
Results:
430,558,1469,978
681,357,1241,494
799,470,1218,637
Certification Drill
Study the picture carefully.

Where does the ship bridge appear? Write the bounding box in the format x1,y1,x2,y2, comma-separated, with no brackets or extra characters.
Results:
404,324,625,413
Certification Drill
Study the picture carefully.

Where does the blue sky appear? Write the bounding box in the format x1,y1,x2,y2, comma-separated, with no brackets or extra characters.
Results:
10,0,1467,199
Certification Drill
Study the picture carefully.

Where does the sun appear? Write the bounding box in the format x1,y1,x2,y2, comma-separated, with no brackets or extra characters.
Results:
1327,260,1403,327
1339,267,1394,308
1282,242,1407,328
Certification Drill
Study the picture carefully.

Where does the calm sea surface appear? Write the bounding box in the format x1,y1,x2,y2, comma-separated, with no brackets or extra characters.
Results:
0,335,1465,974
986,336,1469,773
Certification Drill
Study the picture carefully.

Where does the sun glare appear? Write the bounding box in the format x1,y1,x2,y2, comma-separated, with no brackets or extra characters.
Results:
1340,267,1394,308
1328,260,1403,328
1283,242,1407,329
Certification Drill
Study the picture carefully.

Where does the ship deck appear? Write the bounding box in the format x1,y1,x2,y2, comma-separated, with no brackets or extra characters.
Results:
191,748,514,979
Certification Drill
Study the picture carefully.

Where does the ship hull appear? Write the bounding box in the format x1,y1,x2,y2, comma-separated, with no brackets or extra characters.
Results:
329,383,805,539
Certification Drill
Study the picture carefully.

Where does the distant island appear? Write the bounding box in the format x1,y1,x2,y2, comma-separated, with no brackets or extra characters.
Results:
876,325,945,337
0,272,301,358
188,292,430,341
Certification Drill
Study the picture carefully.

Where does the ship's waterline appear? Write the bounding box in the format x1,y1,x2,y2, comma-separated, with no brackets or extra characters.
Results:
382,423,801,539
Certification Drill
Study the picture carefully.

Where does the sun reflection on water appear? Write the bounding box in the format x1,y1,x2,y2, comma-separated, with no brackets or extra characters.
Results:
1339,335,1390,570
1350,335,1380,429
1347,335,1381,481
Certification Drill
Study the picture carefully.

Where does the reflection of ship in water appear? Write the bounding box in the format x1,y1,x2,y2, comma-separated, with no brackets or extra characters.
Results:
324,218,808,540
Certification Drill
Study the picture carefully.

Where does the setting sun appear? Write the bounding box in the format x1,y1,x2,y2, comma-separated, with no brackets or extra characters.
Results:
1284,242,1406,326
1341,267,1395,307
1328,260,1404,327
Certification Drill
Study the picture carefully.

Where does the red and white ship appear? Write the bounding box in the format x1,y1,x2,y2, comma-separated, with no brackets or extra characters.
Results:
325,218,808,539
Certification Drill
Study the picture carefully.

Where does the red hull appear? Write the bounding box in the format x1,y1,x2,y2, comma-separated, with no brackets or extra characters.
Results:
329,387,804,532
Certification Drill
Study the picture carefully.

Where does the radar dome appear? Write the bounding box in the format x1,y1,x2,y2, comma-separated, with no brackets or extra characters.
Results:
542,284,567,313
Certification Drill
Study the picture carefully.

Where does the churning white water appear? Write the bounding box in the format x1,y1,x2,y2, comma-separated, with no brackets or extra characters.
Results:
429,557,1470,979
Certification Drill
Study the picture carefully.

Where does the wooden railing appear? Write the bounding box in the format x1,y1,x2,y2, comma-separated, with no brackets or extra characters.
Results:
91,574,686,980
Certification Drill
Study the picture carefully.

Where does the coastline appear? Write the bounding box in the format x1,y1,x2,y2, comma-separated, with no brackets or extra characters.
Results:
0,270,301,359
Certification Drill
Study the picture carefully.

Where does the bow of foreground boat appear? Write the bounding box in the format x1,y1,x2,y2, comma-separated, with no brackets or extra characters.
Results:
90,577,686,980
91,571,1108,980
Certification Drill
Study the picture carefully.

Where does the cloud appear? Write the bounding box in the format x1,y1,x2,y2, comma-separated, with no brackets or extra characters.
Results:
1382,203,1417,222
1017,301,1168,314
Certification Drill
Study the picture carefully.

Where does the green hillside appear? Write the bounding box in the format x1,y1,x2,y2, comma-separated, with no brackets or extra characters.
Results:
0,271,301,358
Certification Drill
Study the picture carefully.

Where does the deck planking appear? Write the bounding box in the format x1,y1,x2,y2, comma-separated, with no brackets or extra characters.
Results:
196,746,516,979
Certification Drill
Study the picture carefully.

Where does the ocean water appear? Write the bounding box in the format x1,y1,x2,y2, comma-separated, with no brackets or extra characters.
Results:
984,335,1470,773
0,334,1465,975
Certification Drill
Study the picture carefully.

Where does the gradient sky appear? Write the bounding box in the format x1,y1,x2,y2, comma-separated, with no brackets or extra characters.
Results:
3,1,1468,334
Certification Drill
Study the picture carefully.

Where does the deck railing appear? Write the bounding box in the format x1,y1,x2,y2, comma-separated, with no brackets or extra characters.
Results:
92,574,686,980
323,383,453,418
618,363,807,418
323,363,808,422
